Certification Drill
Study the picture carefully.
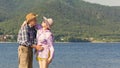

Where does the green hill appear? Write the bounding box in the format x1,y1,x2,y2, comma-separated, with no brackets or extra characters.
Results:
0,0,120,42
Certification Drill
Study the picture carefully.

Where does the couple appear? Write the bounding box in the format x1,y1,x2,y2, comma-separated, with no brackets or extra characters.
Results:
17,13,54,68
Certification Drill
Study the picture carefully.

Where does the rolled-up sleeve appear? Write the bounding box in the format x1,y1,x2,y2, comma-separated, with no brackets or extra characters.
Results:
35,24,42,30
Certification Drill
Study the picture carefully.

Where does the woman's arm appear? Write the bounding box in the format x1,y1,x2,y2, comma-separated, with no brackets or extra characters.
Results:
47,33,54,64
35,24,42,30
21,20,28,27
21,21,42,30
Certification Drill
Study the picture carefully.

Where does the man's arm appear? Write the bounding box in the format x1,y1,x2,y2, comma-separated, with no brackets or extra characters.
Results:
31,45,44,51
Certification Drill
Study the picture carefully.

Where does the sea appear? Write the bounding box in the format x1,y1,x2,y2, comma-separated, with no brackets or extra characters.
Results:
0,43,120,68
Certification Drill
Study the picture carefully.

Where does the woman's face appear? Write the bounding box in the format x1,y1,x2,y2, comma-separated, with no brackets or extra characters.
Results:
41,22,47,28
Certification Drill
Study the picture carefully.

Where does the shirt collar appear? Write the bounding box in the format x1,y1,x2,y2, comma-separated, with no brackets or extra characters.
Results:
27,24,35,29
42,28,50,32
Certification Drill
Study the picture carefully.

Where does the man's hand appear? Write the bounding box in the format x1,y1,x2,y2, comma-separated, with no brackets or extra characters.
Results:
36,45,44,51
31,45,36,48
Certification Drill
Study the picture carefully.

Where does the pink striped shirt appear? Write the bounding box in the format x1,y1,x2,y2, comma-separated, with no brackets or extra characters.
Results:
36,25,54,59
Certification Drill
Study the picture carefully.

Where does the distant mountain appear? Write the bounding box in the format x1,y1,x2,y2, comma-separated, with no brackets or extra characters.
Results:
0,0,120,42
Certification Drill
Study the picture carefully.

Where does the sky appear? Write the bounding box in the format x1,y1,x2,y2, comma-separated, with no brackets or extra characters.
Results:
84,0,120,6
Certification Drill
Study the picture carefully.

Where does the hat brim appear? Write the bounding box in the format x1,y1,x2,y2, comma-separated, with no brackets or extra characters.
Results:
27,15,38,22
43,16,51,29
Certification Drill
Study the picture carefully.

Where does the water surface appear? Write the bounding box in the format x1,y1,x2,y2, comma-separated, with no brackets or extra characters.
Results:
0,43,120,68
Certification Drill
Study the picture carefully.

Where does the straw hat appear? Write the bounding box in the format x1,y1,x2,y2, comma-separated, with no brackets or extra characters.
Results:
43,16,53,29
26,13,38,22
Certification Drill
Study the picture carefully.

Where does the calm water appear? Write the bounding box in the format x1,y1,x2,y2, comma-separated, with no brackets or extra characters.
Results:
0,43,120,68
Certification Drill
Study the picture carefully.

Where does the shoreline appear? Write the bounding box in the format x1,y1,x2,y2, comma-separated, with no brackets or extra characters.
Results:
1,42,120,44
0,42,17,43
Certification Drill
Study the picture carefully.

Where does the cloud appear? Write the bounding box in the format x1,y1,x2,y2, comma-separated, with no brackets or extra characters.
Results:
84,0,120,6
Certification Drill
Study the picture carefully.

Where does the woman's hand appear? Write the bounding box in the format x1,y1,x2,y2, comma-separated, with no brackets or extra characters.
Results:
21,20,28,27
47,58,52,64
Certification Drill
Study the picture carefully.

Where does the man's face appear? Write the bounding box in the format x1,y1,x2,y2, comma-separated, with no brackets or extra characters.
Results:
29,18,37,27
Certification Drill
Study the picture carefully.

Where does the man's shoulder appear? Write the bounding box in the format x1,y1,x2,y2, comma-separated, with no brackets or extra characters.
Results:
21,24,28,30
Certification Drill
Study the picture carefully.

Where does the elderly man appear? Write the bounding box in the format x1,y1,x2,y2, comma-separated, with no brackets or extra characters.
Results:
17,13,43,68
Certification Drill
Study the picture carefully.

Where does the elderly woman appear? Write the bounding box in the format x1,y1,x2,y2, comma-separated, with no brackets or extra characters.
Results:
22,16,54,68
36,17,54,68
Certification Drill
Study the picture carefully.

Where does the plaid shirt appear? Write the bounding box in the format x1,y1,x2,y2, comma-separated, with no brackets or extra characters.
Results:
17,24,37,46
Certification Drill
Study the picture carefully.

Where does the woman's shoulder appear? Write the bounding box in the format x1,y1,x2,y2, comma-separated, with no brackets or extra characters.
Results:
46,30,53,37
